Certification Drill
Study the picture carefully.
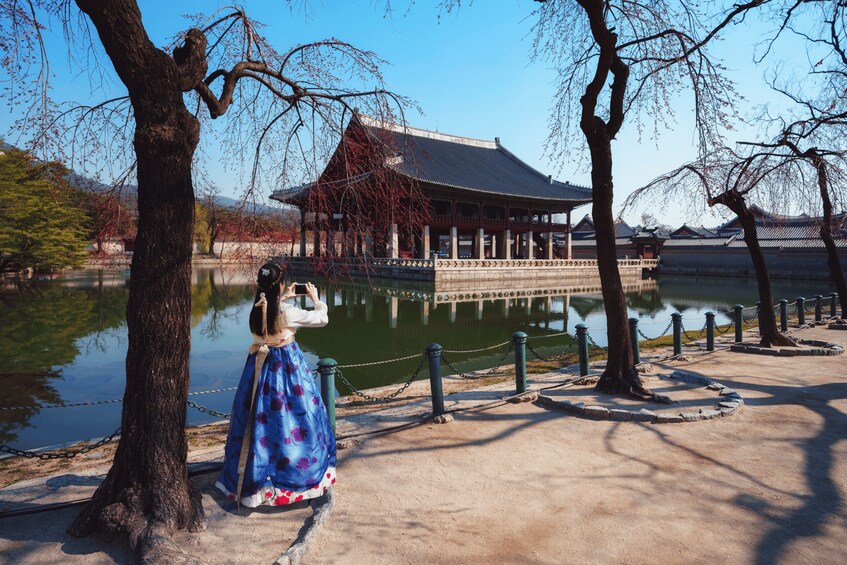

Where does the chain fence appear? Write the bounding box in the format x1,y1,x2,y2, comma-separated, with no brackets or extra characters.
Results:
637,319,674,341
441,343,515,380
586,332,606,350
680,320,707,342
526,339,576,363
0,427,122,460
334,356,426,402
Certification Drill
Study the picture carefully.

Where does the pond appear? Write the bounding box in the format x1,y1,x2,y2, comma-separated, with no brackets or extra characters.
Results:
0,267,828,450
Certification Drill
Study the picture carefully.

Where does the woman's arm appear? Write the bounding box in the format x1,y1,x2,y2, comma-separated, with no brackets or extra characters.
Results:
281,283,328,328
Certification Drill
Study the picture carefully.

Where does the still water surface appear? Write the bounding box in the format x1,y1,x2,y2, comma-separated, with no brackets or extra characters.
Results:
0,267,827,449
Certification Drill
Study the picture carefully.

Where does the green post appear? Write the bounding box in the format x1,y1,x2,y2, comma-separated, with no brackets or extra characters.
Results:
779,299,788,332
317,358,337,433
796,297,805,325
734,304,744,343
575,323,589,377
671,313,682,355
512,332,528,394
705,311,715,351
628,318,640,364
814,294,823,323
426,343,445,415
831,292,839,318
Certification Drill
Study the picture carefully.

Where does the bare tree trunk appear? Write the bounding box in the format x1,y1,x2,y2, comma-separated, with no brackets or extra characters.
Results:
813,158,847,317
69,0,206,558
711,191,794,347
587,136,645,396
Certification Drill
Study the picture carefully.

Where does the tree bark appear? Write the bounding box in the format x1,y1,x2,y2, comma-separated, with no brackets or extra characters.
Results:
574,0,662,400
69,0,205,557
812,157,847,318
710,191,794,347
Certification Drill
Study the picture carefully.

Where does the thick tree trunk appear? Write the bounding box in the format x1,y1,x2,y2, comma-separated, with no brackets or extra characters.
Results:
813,159,847,318
711,192,794,347
70,0,206,558
587,136,648,397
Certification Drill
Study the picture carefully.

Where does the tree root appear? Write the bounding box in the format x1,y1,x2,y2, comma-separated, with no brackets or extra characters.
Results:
68,470,207,563
595,367,675,404
760,333,798,348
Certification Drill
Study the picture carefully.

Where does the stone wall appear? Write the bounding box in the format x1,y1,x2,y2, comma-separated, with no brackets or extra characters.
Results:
659,248,847,280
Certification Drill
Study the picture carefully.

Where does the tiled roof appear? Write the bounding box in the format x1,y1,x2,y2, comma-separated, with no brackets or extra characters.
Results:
359,116,592,204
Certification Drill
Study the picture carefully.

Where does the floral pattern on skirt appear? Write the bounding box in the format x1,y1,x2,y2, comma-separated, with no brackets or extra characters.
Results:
216,341,336,508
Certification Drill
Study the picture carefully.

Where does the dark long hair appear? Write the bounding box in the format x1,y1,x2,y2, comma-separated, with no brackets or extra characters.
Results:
249,262,284,336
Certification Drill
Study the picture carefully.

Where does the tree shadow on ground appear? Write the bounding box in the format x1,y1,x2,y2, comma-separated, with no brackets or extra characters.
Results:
649,366,847,565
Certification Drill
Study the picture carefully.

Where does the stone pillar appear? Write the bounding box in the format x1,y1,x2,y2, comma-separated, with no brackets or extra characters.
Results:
299,227,307,257
364,227,374,258
476,300,484,320
566,210,572,260
421,301,430,325
503,298,510,318
526,230,534,260
450,226,458,259
525,297,532,315
546,231,554,259
420,225,431,259
475,228,485,260
490,233,497,259
389,296,398,329
449,302,457,323
501,229,511,260
388,223,399,259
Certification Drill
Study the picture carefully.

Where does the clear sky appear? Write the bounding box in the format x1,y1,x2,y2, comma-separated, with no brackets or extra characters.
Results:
0,0,815,227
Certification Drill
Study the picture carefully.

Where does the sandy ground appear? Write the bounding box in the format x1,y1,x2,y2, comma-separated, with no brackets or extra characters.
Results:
308,326,847,565
1,325,845,564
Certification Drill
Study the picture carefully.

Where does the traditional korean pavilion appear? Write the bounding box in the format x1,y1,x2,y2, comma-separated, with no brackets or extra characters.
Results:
271,115,592,260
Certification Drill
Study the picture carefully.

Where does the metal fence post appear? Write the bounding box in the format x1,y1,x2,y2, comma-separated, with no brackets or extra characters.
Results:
831,292,839,318
425,344,445,415
512,332,528,394
734,304,743,343
779,299,788,332
575,323,589,376
671,313,682,355
628,318,640,364
815,294,823,323
317,358,337,433
796,297,805,325
705,311,715,351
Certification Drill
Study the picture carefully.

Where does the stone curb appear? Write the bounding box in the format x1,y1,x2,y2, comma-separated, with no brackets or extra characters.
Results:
275,488,335,565
731,339,844,357
503,391,539,404
535,371,743,424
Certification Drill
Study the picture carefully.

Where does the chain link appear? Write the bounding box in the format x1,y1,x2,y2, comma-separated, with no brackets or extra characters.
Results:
586,332,606,349
714,320,733,335
442,340,512,354
636,319,673,341
0,427,122,460
680,320,706,342
186,399,231,419
336,352,423,369
526,339,575,362
441,343,515,380
335,357,426,402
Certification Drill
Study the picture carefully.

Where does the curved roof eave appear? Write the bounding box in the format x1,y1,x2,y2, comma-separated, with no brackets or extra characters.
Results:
392,168,593,206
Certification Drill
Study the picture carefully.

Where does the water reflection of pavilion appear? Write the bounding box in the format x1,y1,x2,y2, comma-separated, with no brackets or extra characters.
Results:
316,277,657,330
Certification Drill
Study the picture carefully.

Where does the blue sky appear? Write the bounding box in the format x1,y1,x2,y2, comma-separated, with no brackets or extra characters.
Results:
1,1,816,226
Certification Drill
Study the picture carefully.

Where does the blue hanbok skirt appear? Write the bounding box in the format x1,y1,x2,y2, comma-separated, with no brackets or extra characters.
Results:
216,341,336,507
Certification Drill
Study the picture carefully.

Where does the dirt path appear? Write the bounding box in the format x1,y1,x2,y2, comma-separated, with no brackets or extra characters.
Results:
308,326,847,564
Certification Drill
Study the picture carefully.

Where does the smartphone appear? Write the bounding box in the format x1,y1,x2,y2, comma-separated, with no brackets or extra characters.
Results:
294,283,308,295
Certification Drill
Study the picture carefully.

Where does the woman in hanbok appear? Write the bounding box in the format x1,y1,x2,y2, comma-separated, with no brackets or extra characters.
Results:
217,262,336,509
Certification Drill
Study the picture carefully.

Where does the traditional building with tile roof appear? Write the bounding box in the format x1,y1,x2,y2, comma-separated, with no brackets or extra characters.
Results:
272,115,592,260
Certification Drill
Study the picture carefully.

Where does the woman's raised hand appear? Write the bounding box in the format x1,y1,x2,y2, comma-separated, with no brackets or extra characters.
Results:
280,283,297,302
305,282,319,304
